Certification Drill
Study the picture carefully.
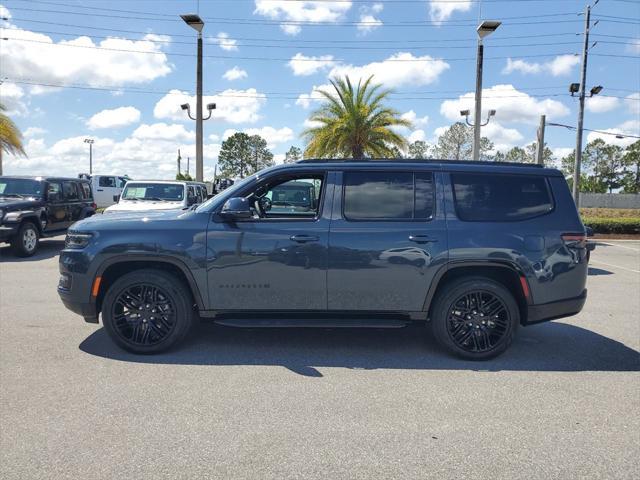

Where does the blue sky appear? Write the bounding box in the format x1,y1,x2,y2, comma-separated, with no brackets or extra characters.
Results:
1,0,638,179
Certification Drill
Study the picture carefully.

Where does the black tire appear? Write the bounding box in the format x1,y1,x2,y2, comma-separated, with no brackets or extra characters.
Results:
11,221,39,257
430,277,519,360
101,269,195,354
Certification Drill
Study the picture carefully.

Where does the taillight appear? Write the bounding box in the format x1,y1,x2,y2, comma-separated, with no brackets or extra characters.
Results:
562,233,587,249
91,202,97,210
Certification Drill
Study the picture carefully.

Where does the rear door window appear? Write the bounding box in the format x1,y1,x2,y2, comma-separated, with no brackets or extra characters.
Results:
79,182,92,200
451,173,553,222
98,176,117,188
343,171,434,221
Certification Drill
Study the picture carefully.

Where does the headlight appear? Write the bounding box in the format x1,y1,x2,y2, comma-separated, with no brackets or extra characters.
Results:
65,232,93,249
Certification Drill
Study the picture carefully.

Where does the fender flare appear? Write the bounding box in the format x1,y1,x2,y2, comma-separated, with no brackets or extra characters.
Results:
422,260,530,312
95,254,207,311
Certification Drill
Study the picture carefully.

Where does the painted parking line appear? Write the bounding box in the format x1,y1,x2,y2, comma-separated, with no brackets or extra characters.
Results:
596,242,640,252
590,260,640,274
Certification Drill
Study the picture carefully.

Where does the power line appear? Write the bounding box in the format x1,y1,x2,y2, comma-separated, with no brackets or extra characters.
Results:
0,37,584,62
2,6,588,27
548,122,640,140
0,28,589,50
2,78,585,101
2,18,585,44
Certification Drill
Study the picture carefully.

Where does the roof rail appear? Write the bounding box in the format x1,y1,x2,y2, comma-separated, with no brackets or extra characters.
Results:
296,158,545,168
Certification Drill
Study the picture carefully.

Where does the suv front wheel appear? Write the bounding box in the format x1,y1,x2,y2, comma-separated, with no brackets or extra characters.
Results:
101,269,195,354
430,277,519,360
11,221,39,257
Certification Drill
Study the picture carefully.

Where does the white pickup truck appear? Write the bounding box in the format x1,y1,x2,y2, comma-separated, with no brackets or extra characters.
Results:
78,174,130,208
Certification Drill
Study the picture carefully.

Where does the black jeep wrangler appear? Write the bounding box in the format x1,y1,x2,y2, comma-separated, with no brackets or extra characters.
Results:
0,176,96,257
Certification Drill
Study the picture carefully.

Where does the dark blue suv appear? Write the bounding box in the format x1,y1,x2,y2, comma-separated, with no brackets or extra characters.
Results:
58,160,588,359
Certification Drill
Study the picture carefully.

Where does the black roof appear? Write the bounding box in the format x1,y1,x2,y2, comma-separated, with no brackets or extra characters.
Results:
297,158,544,168
0,175,91,182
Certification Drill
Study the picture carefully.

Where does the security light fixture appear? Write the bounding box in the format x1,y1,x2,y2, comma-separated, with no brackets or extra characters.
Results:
84,138,94,144
477,20,501,40
569,83,580,96
207,103,216,111
181,103,189,111
180,14,204,33
590,85,603,96
488,109,497,117
460,109,470,117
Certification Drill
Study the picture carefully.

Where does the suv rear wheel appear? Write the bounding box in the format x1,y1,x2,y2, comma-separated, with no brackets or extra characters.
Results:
101,269,195,354
430,277,519,360
11,221,39,257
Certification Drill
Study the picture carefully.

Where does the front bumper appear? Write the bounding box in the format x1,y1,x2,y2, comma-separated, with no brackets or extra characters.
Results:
525,289,587,325
0,224,18,241
58,250,99,323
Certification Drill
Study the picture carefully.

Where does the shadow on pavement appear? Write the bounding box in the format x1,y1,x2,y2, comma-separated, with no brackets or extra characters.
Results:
588,267,613,276
79,321,640,376
0,239,64,262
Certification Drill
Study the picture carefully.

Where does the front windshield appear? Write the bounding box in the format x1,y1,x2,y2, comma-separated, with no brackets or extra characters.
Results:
121,183,184,201
0,178,44,197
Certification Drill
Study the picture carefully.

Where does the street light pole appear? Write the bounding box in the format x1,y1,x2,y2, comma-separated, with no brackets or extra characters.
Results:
180,14,205,182
84,138,94,174
472,20,501,161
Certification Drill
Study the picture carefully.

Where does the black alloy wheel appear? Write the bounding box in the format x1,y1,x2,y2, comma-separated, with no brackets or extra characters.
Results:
430,277,519,360
446,291,509,353
111,284,177,347
101,270,194,354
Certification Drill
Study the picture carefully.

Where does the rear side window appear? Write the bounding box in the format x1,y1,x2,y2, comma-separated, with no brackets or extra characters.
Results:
99,176,116,188
79,182,92,200
62,181,79,201
343,171,434,221
451,173,553,222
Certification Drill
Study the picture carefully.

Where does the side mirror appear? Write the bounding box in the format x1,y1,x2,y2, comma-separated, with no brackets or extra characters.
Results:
220,197,252,220
113,194,120,203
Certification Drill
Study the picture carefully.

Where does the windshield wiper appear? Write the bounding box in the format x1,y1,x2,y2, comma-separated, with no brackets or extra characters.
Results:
0,193,26,198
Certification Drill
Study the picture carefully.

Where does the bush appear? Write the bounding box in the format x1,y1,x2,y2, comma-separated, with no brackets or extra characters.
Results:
580,208,640,219
582,217,640,234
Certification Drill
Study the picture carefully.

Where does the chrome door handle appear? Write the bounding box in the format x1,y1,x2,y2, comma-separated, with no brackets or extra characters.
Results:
290,234,319,243
408,234,438,244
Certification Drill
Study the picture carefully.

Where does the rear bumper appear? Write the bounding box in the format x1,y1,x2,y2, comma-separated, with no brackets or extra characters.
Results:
525,289,587,325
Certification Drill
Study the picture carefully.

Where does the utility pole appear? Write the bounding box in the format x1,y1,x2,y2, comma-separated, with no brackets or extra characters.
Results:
573,4,593,207
536,115,546,165
187,157,190,177
177,148,182,176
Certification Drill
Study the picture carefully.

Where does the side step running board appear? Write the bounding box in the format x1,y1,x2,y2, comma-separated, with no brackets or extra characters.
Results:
214,318,409,328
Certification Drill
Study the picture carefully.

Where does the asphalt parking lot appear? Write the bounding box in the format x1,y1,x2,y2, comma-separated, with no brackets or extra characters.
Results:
1,237,639,479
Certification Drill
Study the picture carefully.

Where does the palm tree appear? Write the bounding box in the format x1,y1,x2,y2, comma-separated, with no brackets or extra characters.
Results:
0,104,26,175
302,76,411,159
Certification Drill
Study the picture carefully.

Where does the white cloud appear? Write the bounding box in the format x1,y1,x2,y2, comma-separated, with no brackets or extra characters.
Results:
288,53,336,76
429,1,472,24
87,106,141,130
2,132,222,180
553,147,574,160
212,32,238,51
408,130,426,143
586,120,640,148
0,14,171,87
303,119,323,129
296,52,450,109
481,122,524,152
132,123,195,142
625,92,640,116
223,66,248,81
440,84,570,125
357,4,384,34
627,39,640,54
586,96,620,114
154,88,267,124
502,55,580,77
253,0,352,35
0,82,27,116
401,110,429,127
23,127,47,138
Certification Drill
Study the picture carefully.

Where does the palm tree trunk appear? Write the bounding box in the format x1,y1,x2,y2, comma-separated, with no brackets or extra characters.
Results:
0,148,3,176
352,145,364,159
